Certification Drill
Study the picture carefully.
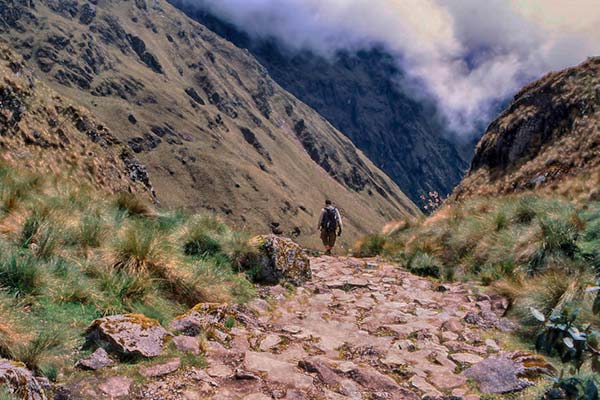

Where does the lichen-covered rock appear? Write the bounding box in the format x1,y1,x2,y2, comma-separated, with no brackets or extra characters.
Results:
170,303,257,339
250,234,311,285
0,358,47,400
462,352,556,394
75,348,114,370
85,314,170,358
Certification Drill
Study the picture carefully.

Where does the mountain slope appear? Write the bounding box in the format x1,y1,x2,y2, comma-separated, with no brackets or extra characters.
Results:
169,3,473,204
0,43,153,199
0,0,419,246
455,57,600,201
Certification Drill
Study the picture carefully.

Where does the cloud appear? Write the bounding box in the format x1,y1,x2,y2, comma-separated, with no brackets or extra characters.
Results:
182,0,600,135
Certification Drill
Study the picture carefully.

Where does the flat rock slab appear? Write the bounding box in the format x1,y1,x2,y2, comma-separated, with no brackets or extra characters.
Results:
462,353,551,394
0,358,47,400
259,334,282,351
450,352,484,365
98,376,133,398
207,363,233,378
244,351,313,390
86,314,169,358
173,335,201,355
140,358,181,378
76,348,114,371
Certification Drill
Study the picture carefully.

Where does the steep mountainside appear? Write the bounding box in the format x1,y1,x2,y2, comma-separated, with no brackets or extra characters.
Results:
455,57,600,200
0,43,153,198
0,0,419,246
169,3,473,204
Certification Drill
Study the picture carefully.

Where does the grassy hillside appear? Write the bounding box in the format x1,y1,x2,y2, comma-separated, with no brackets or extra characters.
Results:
0,0,420,247
0,162,256,383
355,190,600,392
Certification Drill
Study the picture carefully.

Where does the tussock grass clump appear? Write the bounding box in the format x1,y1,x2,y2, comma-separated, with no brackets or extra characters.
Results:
223,232,260,273
75,213,106,249
182,215,227,257
0,249,44,296
353,234,387,258
114,191,153,217
11,332,62,372
408,251,441,278
112,221,173,273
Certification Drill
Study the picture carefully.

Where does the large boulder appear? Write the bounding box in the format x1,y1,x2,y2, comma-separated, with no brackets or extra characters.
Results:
0,358,47,400
462,352,556,394
85,314,170,358
250,235,311,285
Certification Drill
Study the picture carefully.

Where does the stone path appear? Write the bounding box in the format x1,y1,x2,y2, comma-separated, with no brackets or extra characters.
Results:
130,256,517,400
126,257,510,400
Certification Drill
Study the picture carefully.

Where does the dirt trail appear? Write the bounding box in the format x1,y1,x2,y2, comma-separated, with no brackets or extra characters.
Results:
136,256,517,399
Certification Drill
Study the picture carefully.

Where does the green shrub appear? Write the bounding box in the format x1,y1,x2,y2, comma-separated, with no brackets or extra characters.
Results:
579,206,600,272
0,387,13,400
0,251,43,296
479,261,515,286
229,275,256,303
156,210,186,232
355,234,387,258
529,217,579,274
513,196,538,224
99,269,150,305
35,225,59,260
184,228,222,257
408,252,441,278
52,265,93,305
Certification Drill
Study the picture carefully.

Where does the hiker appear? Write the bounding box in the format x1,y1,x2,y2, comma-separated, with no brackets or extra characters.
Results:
318,200,342,255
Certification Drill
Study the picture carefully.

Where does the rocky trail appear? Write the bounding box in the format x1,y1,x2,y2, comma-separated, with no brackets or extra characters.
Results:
101,255,547,400
22,254,554,400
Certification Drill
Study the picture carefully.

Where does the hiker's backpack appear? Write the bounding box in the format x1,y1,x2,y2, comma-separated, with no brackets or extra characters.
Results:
321,207,338,231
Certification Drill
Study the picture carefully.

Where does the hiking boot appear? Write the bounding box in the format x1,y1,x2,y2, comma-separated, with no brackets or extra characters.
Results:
325,249,332,256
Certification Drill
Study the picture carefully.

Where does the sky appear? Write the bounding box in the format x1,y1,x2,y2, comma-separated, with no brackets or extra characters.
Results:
185,0,600,135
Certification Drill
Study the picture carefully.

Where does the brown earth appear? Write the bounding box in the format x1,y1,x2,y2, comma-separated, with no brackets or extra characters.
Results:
0,0,419,247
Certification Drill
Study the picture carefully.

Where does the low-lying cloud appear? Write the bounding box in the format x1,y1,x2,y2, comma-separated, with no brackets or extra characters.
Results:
184,0,600,135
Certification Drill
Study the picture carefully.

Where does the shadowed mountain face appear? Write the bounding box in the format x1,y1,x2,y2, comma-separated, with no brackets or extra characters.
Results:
455,57,600,200
0,0,419,247
169,2,474,205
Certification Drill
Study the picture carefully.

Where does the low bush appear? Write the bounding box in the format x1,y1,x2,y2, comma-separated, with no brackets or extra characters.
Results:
408,251,441,278
184,229,221,257
354,234,387,258
114,191,152,217
183,215,227,257
112,221,172,273
0,250,44,296
224,232,260,273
